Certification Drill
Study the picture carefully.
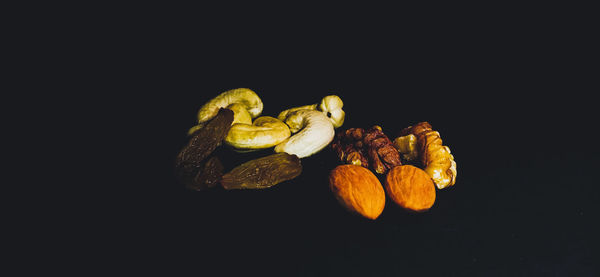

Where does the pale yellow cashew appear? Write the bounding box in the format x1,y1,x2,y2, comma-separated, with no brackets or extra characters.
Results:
188,124,204,135
197,88,263,123
318,95,345,128
225,116,291,152
274,110,335,158
276,104,318,120
224,103,253,125
188,103,253,135
277,95,345,128
188,88,261,135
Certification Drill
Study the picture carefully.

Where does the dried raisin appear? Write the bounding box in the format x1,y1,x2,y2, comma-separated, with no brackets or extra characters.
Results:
175,108,233,188
221,153,302,190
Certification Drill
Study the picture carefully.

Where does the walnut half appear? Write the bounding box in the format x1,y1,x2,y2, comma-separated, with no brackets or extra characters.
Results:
393,122,457,189
331,126,401,174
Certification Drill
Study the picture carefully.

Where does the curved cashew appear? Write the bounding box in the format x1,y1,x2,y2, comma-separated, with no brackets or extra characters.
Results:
225,103,253,125
274,110,335,158
277,104,318,121
277,95,345,128
187,103,253,135
197,88,263,123
319,95,345,128
225,116,291,152
188,88,261,135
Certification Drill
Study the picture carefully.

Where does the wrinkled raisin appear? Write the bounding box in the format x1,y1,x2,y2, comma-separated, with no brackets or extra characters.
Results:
175,108,233,188
221,153,302,190
185,155,224,191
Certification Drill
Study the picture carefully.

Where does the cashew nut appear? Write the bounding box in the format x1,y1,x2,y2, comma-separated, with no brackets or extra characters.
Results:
274,110,335,158
225,116,291,152
277,95,345,128
198,88,263,123
188,88,262,135
318,95,345,128
224,103,253,125
277,104,317,121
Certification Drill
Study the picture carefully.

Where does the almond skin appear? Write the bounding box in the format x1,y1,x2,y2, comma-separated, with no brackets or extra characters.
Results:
329,164,385,220
385,165,436,212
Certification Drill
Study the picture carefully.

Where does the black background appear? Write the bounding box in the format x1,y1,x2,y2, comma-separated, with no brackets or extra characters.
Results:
20,7,598,276
131,41,596,275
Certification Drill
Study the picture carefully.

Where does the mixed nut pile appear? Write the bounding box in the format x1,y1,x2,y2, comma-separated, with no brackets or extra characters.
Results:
175,88,457,220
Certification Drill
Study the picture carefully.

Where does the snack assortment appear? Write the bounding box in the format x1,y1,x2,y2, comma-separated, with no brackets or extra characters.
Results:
175,88,457,219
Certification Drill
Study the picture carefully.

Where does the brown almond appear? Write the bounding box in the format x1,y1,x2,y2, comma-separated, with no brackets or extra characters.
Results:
385,165,436,212
329,165,385,220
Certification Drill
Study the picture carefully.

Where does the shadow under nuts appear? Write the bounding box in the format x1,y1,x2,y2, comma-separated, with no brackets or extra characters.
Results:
329,165,385,220
385,165,436,212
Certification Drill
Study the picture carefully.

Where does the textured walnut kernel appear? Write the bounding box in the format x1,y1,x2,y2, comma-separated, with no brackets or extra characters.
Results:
331,129,369,167
331,126,401,174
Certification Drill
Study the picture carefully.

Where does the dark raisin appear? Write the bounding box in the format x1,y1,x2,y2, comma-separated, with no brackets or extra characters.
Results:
220,153,302,190
185,156,224,191
175,108,234,189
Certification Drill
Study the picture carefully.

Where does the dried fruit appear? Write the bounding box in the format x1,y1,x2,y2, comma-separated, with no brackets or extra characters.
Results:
331,126,401,174
329,164,386,220
385,165,436,212
221,153,302,190
186,156,224,191
175,108,234,188
394,122,457,189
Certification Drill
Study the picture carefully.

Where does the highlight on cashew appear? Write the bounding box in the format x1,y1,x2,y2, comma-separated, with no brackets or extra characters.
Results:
277,95,345,128
224,116,291,152
274,110,335,158
188,88,263,135
224,103,253,125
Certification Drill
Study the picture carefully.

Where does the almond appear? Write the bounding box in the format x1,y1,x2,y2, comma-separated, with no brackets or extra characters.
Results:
329,164,385,219
385,165,436,212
